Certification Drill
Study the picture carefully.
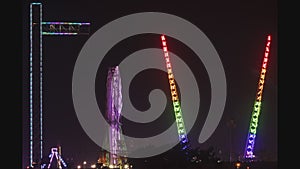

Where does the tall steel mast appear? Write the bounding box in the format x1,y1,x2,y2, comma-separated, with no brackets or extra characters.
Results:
160,35,189,151
244,35,272,159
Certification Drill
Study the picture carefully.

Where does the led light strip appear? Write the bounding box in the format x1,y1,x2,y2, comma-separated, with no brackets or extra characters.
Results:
160,35,188,149
244,35,272,159
39,3,43,161
42,32,78,35
42,21,90,25
29,3,33,167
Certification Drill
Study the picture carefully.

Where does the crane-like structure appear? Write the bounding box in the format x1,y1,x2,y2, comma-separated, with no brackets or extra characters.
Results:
243,35,272,159
28,2,90,168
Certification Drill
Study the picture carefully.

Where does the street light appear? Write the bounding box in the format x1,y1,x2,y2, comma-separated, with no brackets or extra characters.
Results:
83,161,87,169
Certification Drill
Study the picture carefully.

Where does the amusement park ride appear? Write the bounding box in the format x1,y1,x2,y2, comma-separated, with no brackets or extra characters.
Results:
97,66,132,169
243,35,272,160
26,2,273,169
28,2,90,168
46,146,67,169
160,35,191,155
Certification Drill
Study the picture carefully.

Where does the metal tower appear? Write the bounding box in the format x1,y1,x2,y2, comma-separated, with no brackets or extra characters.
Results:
106,66,129,168
28,2,90,168
160,35,190,151
243,35,272,159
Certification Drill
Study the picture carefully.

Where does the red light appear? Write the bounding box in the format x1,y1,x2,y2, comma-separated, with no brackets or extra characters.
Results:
263,63,267,68
265,53,269,57
268,35,271,41
161,35,165,41
266,47,269,52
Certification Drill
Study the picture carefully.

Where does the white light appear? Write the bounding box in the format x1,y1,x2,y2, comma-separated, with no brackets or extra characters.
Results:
77,165,81,168
83,161,87,165
91,164,96,168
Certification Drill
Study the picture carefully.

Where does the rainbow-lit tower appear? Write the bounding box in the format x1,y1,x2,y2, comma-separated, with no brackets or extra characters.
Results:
244,35,272,159
160,35,189,151
28,2,90,168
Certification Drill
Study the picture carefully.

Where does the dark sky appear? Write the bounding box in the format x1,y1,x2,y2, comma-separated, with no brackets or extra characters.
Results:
22,0,277,168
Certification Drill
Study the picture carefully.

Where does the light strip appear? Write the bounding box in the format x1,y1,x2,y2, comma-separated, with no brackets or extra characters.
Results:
160,35,188,149
244,35,272,159
29,3,33,167
42,32,78,35
39,3,43,161
42,21,90,25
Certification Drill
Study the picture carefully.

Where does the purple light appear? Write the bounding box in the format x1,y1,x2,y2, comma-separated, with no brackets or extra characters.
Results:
42,32,78,35
106,66,124,166
42,21,90,25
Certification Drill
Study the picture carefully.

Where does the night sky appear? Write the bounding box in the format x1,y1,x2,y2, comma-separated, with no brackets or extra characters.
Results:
22,0,277,168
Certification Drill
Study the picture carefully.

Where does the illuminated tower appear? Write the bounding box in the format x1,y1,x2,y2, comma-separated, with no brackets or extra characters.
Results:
243,35,272,159
29,3,43,166
28,2,90,168
106,66,128,168
160,35,189,151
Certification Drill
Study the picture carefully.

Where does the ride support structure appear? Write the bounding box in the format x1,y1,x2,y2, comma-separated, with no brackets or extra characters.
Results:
243,35,272,160
160,35,190,154
28,2,90,168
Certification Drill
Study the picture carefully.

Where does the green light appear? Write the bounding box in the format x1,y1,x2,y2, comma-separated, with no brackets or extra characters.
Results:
244,34,272,158
248,101,262,135
160,35,188,143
